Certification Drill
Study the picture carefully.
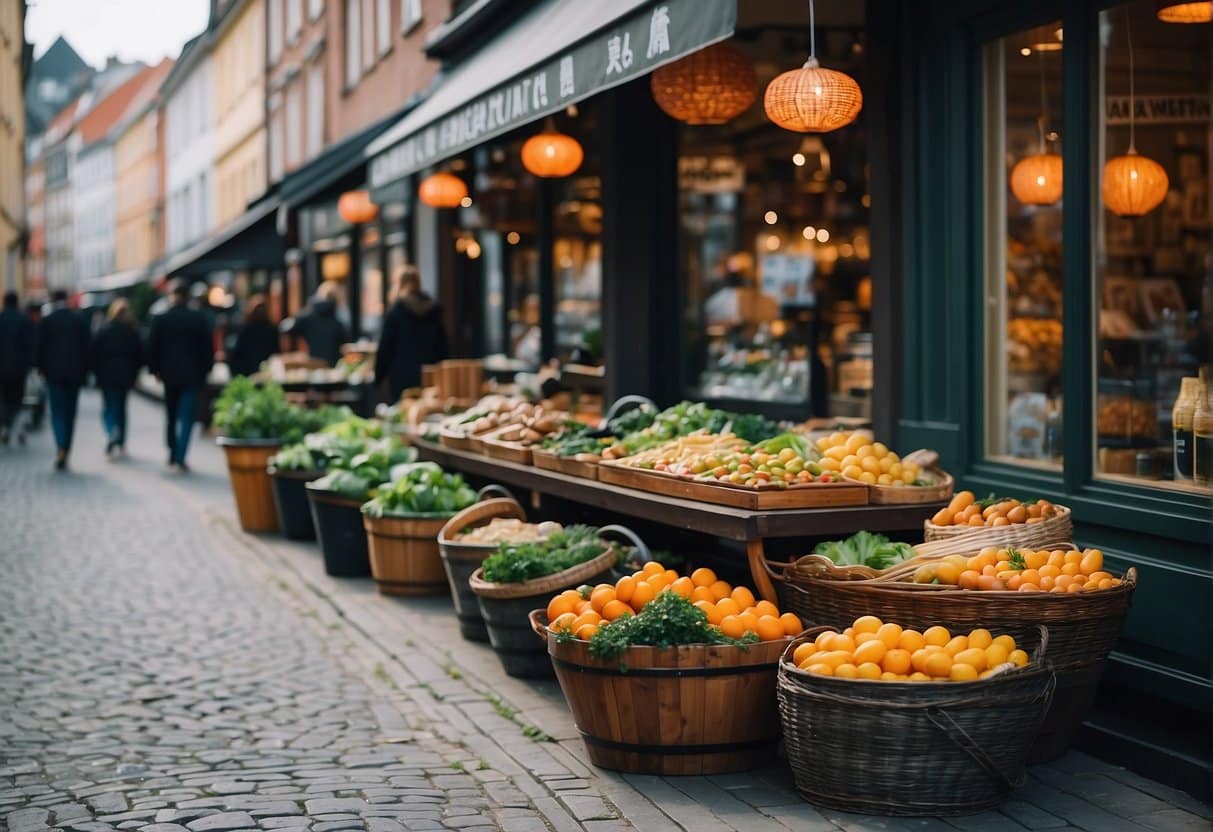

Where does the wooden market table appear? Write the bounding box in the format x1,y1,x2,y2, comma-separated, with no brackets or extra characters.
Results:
410,437,946,602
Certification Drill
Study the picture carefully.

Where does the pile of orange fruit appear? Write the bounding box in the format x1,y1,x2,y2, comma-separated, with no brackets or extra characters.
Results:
545,561,803,642
789,615,1031,681
913,547,1121,593
930,491,1060,528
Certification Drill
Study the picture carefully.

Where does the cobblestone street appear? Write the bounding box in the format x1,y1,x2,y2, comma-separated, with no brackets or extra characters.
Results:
1,394,1210,832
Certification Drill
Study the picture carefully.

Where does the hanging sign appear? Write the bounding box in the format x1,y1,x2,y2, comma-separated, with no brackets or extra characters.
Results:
678,156,745,193
368,0,736,190
1105,94,1210,125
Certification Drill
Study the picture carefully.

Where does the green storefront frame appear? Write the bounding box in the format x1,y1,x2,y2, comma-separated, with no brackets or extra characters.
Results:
890,0,1211,798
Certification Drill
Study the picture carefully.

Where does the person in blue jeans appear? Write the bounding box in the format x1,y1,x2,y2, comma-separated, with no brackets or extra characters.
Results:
35,289,90,470
147,280,213,472
90,298,143,457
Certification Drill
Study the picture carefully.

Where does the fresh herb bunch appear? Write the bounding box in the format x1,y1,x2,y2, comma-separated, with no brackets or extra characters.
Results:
540,423,617,458
586,592,757,661
615,401,781,455
362,462,477,518
813,530,915,570
606,403,657,436
481,525,610,584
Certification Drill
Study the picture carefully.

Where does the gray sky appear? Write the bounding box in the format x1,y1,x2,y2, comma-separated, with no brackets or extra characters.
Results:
26,0,209,68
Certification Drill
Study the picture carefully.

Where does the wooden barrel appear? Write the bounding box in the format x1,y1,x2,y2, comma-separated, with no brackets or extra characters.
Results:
305,487,371,577
268,467,321,541
363,515,450,596
218,438,282,533
531,611,788,775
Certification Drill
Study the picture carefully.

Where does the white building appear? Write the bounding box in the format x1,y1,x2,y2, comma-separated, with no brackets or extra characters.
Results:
72,141,115,282
163,37,215,256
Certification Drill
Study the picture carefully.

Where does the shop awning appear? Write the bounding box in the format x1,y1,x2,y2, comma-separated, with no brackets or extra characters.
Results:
366,0,736,196
278,110,410,208
163,195,286,277
77,268,146,293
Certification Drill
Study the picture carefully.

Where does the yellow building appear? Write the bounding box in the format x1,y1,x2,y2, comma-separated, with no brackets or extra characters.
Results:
212,0,266,228
114,59,173,275
0,0,26,293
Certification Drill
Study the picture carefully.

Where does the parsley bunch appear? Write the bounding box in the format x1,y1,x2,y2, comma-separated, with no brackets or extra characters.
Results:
586,592,756,662
480,525,609,584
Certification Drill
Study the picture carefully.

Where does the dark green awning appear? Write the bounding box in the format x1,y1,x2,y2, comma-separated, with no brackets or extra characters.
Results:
164,196,285,277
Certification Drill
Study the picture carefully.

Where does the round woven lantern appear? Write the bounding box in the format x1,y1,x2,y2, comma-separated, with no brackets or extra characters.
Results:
650,42,757,125
1102,151,1169,217
337,189,378,224
520,121,584,178
764,57,863,133
1156,0,1212,22
418,172,468,209
1010,153,1063,205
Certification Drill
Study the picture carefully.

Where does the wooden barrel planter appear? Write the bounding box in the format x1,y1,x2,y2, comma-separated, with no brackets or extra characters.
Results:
438,494,528,642
305,485,372,577
363,514,450,596
530,611,789,775
268,467,322,541
217,437,282,533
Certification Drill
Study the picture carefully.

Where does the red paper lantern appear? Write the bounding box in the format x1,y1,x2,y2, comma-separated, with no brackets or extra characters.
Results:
337,189,379,224
521,122,584,178
418,172,468,209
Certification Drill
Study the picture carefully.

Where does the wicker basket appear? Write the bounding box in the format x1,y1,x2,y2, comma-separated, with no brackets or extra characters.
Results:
468,546,621,600
778,625,1054,816
922,505,1072,547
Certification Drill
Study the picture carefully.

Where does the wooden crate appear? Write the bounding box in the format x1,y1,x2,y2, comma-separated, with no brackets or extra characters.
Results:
532,447,600,480
597,461,868,510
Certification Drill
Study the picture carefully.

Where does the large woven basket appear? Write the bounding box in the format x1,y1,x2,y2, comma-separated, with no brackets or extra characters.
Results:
469,546,620,600
922,505,1072,547
778,625,1054,816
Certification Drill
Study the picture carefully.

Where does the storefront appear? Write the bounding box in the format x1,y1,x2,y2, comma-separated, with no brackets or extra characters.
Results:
366,0,1211,796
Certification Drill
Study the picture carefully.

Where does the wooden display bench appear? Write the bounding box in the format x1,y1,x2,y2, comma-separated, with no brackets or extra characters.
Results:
411,438,946,602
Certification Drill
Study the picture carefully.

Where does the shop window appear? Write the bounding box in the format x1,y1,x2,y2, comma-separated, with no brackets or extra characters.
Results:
345,0,360,86
361,224,384,337
982,22,1065,467
1095,1,1210,490
401,0,421,33
377,0,391,55
679,18,869,415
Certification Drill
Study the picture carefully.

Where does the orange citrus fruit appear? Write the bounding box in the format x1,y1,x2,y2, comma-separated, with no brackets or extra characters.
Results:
853,639,887,666
601,600,631,621
546,595,575,621
549,612,577,632
752,600,780,619
755,616,785,641
719,615,746,639
898,630,926,652
737,612,759,634
642,561,665,576
690,567,717,587
834,663,859,679
882,649,912,675
1009,649,1030,667
950,663,979,681
590,586,616,613
876,622,904,649
923,625,951,646
630,581,656,611
852,615,883,634
826,633,855,653
694,600,722,625
792,642,817,665
943,635,969,656
953,648,988,672
690,585,715,604
731,586,757,610
714,597,741,618
806,663,834,676
574,623,598,640
924,652,953,678
573,611,602,629
779,612,803,636
967,628,993,649
670,577,695,598
709,580,732,601
614,575,636,603
856,662,882,680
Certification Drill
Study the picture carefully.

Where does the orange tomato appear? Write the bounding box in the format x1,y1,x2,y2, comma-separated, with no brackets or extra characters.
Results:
779,612,803,636
755,616,785,641
601,600,631,621
614,575,636,603
694,600,722,625
731,586,757,610
690,567,717,587
709,580,732,601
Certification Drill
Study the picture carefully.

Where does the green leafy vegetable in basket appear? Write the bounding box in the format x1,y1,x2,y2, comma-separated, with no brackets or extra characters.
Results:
308,436,416,499
582,593,757,662
269,442,318,471
609,401,781,457
813,531,915,570
310,469,373,499
481,525,611,584
362,462,476,518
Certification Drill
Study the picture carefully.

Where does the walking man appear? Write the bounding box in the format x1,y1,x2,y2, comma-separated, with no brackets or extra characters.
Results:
147,279,213,472
0,290,35,445
36,289,90,470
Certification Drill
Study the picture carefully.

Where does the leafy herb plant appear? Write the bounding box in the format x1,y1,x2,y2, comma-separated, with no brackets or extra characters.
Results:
480,525,609,584
586,592,757,662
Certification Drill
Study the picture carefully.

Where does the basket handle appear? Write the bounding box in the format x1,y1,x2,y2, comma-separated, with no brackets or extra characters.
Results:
763,558,791,584
438,495,526,543
597,524,651,564
529,609,550,642
600,395,656,428
476,484,517,502
925,707,1027,791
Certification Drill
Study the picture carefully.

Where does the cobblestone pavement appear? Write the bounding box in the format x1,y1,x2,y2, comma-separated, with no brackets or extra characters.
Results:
2,393,1211,832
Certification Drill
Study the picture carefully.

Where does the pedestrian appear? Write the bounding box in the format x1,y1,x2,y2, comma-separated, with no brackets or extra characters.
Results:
227,294,278,377
35,289,90,470
282,282,348,366
90,298,143,457
147,279,213,472
374,267,448,403
0,290,35,445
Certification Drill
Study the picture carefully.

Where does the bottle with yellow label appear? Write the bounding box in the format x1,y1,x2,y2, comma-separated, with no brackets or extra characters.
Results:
1193,368,1213,488
1172,377,1200,480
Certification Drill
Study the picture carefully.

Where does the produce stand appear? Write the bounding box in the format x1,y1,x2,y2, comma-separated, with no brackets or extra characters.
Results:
411,437,945,602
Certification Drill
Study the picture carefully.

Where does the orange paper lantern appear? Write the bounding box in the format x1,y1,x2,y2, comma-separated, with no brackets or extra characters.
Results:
1010,153,1063,205
1156,0,1212,22
650,43,757,125
764,57,863,133
418,172,468,209
337,189,379,224
1102,151,1169,217
521,122,584,178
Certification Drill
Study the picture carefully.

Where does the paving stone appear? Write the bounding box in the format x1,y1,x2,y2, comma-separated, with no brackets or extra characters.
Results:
138,825,191,832
187,813,257,831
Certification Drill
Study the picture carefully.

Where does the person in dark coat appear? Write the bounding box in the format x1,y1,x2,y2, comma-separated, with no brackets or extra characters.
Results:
227,294,278,377
90,298,143,457
282,283,348,366
147,279,213,472
36,289,90,470
0,290,35,445
374,267,449,403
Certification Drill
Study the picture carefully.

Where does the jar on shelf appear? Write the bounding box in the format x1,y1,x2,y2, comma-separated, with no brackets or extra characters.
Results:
1096,378,1158,441
1172,376,1200,480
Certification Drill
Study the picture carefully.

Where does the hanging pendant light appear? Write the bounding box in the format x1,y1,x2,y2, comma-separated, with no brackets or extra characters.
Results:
1010,51,1063,206
1156,0,1212,23
1103,12,1169,216
650,42,758,124
337,189,379,224
418,171,468,209
520,118,584,178
764,0,863,132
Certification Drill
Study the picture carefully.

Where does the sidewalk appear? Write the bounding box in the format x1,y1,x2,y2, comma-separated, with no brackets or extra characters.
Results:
2,392,1210,832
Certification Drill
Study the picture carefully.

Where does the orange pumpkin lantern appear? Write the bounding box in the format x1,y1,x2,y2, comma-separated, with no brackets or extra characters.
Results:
521,120,584,178
418,172,468,209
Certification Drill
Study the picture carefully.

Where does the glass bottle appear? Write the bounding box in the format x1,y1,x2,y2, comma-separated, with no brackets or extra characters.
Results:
1172,377,1200,480
1193,368,1213,488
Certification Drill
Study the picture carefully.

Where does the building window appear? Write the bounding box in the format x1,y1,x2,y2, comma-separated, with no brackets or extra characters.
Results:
285,83,302,168
269,0,283,62
982,22,1064,468
309,0,324,20
287,0,302,43
401,0,420,33
361,0,375,71
269,107,284,182
345,0,360,86
306,62,324,158
376,0,391,56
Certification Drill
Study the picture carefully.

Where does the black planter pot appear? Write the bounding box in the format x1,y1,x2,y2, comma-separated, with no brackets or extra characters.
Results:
476,593,558,679
269,467,322,541
440,549,492,642
305,486,371,577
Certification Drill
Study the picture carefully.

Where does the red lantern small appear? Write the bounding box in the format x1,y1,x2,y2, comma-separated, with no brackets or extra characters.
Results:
418,172,468,208
337,189,379,224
